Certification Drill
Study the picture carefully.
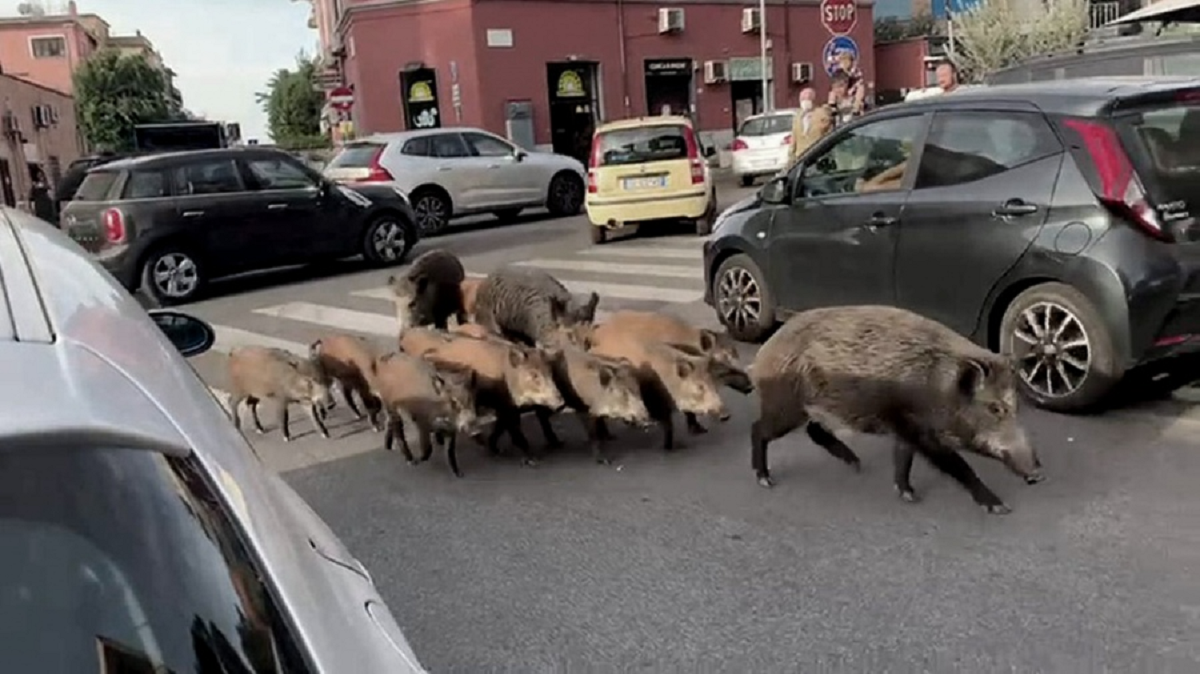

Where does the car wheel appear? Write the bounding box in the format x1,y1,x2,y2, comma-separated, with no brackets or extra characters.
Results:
739,175,754,187
362,214,414,266
411,189,451,235
713,253,776,343
695,194,717,236
591,225,607,245
999,282,1120,413
494,208,522,223
141,246,205,307
547,172,584,217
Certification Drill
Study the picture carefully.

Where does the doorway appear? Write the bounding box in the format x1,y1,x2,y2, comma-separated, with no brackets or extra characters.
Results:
546,61,599,164
0,159,15,207
730,80,764,133
400,67,442,130
644,58,693,118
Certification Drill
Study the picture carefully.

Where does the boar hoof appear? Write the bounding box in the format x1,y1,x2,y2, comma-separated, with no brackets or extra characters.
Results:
1024,474,1044,485
522,458,540,468
982,502,1012,515
897,488,920,503
595,457,612,466
687,424,709,436
282,436,292,443
756,475,775,489
255,428,266,435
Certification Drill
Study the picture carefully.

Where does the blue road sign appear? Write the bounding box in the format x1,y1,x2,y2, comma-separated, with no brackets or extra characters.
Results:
823,35,860,78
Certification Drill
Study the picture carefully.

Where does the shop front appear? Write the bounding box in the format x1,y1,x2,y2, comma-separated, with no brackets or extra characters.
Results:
545,61,600,164
727,57,773,132
399,66,442,130
643,58,693,118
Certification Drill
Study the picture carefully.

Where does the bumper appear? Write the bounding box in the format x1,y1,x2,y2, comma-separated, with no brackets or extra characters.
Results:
586,189,710,228
732,151,789,177
93,245,139,291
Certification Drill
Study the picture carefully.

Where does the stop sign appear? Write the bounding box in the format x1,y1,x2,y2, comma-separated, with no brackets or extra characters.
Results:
820,0,857,35
328,85,354,112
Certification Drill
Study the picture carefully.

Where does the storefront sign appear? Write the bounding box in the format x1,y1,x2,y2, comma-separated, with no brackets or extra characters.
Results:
727,57,774,82
400,68,441,130
644,59,692,77
556,70,586,98
823,36,860,77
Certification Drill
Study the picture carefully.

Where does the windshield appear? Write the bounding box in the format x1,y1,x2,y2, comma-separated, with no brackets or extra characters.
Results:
596,125,689,166
738,114,793,137
73,171,119,202
0,446,304,673
1116,101,1200,207
328,143,384,168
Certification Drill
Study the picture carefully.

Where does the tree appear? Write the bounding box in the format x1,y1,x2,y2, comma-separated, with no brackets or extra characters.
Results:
257,52,328,150
73,49,181,151
952,0,1090,82
874,12,939,43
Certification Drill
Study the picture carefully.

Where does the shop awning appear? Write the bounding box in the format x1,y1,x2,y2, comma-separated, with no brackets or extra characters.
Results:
1107,0,1200,26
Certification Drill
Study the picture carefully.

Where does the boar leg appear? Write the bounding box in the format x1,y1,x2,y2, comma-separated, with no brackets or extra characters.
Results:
278,403,292,442
231,398,246,432
498,410,540,466
384,411,417,463
441,431,463,478
340,381,364,419
658,415,681,451
247,397,266,434
583,415,613,465
805,422,862,472
893,442,919,503
751,413,804,488
308,402,331,439
918,445,1010,515
364,393,384,432
533,407,565,449
684,412,708,435
593,417,615,441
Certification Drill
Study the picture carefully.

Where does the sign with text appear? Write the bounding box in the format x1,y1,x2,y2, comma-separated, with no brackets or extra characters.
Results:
399,68,441,130
820,0,857,35
644,59,693,77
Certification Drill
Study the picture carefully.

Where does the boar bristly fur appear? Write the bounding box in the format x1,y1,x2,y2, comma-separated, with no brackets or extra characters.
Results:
473,266,600,347
459,277,484,321
310,334,385,431
751,305,1042,515
389,249,467,332
228,346,334,442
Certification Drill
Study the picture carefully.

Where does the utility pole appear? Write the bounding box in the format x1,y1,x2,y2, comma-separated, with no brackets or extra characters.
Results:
759,0,770,112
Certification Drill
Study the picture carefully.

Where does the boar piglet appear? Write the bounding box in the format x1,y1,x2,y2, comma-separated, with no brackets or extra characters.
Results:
389,249,467,332
370,352,481,477
421,334,564,465
228,346,335,442
310,334,385,431
533,347,651,464
589,331,727,451
751,305,1042,515
473,266,600,347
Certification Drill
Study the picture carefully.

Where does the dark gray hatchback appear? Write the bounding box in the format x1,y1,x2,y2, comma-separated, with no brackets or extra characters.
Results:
60,147,419,305
703,77,1200,412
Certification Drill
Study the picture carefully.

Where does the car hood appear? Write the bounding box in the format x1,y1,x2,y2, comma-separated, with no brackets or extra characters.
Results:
712,192,763,235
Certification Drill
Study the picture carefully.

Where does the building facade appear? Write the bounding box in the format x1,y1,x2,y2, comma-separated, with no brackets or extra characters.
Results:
312,0,874,158
0,72,80,208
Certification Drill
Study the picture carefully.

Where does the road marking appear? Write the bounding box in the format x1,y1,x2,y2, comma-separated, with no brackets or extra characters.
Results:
212,324,312,356
560,279,702,303
639,236,708,248
579,247,701,260
255,302,395,337
514,258,702,279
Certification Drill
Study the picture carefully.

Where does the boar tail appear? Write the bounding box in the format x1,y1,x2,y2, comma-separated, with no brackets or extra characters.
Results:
578,292,600,323
309,339,323,359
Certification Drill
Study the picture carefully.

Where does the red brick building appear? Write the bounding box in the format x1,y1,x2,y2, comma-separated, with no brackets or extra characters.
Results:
319,0,874,159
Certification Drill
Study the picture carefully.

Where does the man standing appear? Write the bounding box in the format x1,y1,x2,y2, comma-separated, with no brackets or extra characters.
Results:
790,87,817,164
936,61,960,94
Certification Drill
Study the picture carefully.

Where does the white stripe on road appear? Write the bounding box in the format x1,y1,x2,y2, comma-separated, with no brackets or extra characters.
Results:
560,280,702,303
579,246,701,260
212,324,312,357
639,236,708,248
514,258,702,279
255,302,396,337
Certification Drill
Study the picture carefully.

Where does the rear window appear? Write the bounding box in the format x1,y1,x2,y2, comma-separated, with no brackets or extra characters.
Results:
596,125,689,166
328,142,384,168
121,170,168,199
738,113,794,137
1116,101,1200,206
73,170,119,202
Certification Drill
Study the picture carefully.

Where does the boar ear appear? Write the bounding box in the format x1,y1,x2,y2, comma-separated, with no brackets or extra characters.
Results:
956,358,990,398
597,365,615,387
309,339,323,359
698,330,718,351
675,357,695,378
507,347,525,367
667,342,705,358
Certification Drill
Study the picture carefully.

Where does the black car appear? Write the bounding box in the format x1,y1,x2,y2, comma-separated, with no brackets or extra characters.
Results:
60,147,419,305
55,152,141,214
703,77,1200,412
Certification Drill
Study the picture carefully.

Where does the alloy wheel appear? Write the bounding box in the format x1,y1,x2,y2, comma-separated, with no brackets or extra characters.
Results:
1012,301,1092,398
553,176,582,213
151,253,199,299
414,195,448,233
371,219,408,262
716,267,761,333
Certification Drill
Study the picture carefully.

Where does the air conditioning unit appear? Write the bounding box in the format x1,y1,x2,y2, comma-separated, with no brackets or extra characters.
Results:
741,7,761,33
658,7,685,33
791,62,814,83
703,60,728,84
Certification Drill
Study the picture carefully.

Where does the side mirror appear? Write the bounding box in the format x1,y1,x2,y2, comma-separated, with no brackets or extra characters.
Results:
514,149,527,162
760,176,790,205
150,310,216,358
704,146,717,158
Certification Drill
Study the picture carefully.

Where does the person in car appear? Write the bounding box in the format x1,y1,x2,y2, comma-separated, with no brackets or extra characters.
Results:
936,60,961,94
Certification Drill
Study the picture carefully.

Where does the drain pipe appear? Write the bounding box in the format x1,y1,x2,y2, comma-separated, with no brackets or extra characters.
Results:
617,0,631,115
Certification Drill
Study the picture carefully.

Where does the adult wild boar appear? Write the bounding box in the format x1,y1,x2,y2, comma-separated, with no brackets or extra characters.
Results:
370,352,480,477
227,346,335,442
751,305,1042,515
389,248,467,332
473,266,600,347
459,277,484,321
310,334,385,430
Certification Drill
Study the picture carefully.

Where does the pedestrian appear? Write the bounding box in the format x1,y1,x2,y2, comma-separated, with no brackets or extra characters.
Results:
28,170,54,223
789,87,818,164
791,105,834,161
936,60,961,94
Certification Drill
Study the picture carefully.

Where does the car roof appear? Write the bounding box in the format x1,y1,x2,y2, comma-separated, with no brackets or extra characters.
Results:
891,77,1200,116
96,146,297,171
744,108,798,120
352,127,494,146
596,115,694,133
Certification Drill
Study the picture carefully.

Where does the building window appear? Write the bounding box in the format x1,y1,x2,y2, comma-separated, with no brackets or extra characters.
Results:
30,36,66,59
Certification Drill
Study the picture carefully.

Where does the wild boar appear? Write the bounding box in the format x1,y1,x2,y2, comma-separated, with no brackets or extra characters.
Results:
459,277,484,321
420,333,565,464
450,322,495,340
389,248,467,332
398,325,458,358
588,330,727,451
227,346,334,442
472,266,600,347
751,305,1043,515
309,334,385,431
370,352,480,477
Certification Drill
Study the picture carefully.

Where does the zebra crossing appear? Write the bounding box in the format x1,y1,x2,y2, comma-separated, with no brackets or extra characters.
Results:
192,235,714,409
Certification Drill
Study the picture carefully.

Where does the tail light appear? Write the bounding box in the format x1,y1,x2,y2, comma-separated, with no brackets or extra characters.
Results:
587,134,602,193
682,127,705,185
782,134,793,146
356,146,394,183
731,138,748,152
102,207,125,243
1064,118,1168,242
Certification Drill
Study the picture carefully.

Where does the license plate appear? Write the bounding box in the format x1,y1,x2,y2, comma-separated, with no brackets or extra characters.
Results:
622,176,667,190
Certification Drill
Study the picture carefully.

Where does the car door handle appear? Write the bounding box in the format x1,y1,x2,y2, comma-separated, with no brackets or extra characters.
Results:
182,210,204,218
994,199,1038,217
866,213,897,228
267,203,287,210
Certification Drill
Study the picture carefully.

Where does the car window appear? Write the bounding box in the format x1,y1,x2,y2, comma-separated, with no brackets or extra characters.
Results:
401,137,430,156
430,133,470,158
738,114,794,137
463,132,514,157
914,111,1062,190
799,115,925,198
596,125,689,166
121,170,169,199
1116,101,1200,209
172,159,244,196
0,446,304,673
328,142,384,168
244,157,316,190
73,170,120,201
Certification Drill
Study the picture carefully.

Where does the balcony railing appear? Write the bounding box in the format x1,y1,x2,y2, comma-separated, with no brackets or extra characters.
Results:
1089,1,1122,28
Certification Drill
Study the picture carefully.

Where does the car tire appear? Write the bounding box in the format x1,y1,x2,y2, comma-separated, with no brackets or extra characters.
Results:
411,188,451,235
546,172,584,217
591,225,607,245
494,208,522,223
362,213,415,266
695,193,717,236
999,282,1120,413
713,253,776,343
140,245,205,307
739,175,754,187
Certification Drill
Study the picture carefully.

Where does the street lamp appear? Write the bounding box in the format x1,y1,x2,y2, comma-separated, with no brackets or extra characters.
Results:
759,0,770,113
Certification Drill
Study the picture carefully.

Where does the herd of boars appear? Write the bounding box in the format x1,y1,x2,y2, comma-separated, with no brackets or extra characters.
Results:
226,248,1044,515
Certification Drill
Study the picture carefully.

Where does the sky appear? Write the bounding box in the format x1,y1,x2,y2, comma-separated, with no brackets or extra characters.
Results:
3,0,319,142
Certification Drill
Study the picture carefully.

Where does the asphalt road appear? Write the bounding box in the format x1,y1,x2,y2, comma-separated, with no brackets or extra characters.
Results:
175,183,1200,672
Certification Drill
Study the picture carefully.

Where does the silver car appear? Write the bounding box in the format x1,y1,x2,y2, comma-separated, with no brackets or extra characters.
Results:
0,208,426,672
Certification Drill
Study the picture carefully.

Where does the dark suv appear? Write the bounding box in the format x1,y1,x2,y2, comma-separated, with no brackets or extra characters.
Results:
703,77,1200,412
61,147,418,305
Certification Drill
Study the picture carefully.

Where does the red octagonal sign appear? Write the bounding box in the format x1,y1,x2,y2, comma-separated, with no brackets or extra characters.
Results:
821,0,857,36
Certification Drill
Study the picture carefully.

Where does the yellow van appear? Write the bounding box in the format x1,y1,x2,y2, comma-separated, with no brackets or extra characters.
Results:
585,115,718,244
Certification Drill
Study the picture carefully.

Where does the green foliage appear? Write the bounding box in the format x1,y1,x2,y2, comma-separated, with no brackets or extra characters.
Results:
257,52,326,147
73,49,181,152
274,134,332,151
874,12,939,43
953,0,1091,82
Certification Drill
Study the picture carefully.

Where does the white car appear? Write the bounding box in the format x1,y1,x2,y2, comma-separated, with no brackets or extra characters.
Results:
731,109,797,187
323,127,588,234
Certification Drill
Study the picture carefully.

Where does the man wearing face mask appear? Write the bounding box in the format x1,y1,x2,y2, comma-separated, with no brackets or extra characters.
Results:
790,87,818,164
